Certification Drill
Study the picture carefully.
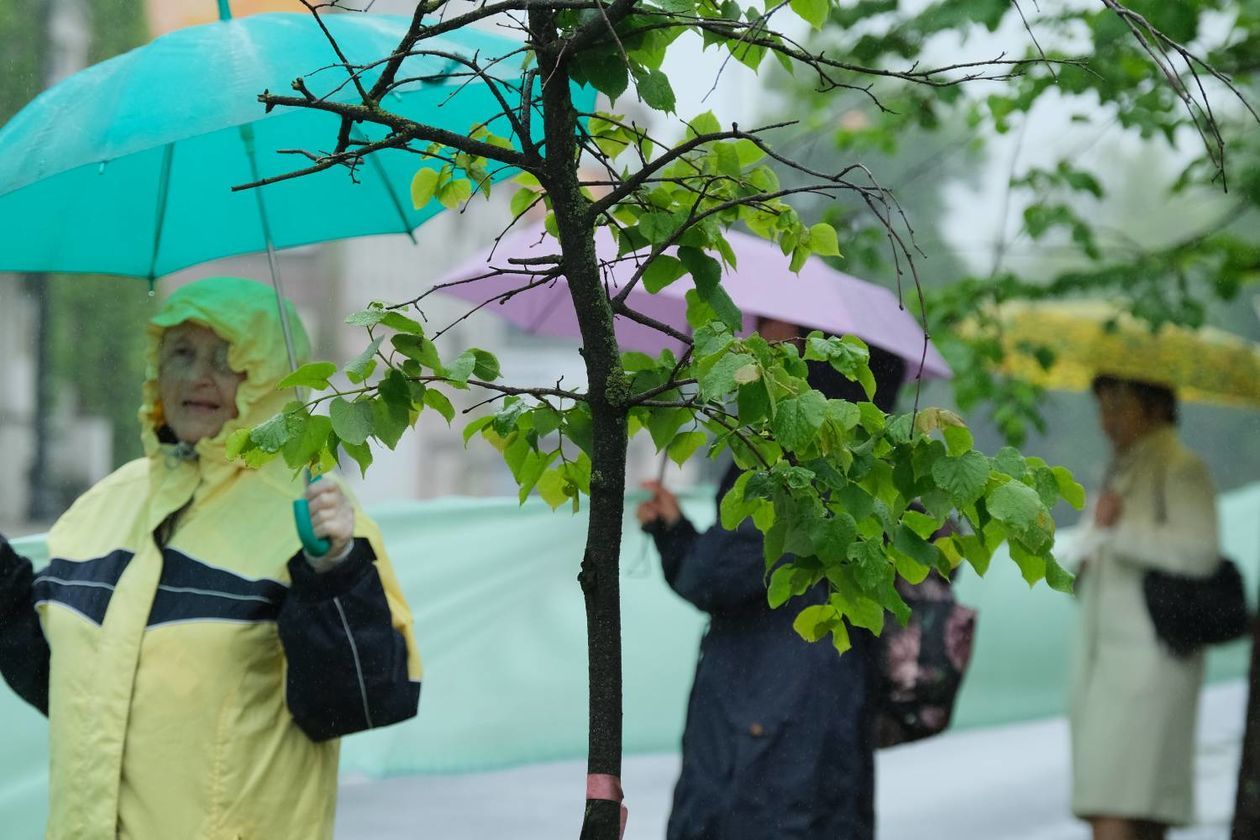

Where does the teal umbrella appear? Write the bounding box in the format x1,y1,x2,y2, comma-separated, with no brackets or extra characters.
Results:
0,6,589,551
0,8,567,280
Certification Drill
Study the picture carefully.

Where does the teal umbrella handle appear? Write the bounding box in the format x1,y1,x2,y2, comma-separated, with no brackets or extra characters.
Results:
293,472,331,557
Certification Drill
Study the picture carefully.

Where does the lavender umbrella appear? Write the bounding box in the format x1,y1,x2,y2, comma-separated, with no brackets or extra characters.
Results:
433,223,951,380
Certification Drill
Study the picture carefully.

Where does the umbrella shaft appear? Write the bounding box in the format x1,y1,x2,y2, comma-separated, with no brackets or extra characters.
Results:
263,239,302,375
238,123,301,378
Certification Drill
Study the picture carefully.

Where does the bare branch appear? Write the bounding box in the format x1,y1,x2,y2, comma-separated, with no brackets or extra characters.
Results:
627,378,697,405
609,298,692,345
233,94,531,191
587,121,797,217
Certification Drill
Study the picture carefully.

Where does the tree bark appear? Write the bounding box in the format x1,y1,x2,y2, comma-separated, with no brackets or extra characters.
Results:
532,12,627,840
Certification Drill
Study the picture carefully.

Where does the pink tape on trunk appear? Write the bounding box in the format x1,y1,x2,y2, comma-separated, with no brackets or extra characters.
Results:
586,774,628,839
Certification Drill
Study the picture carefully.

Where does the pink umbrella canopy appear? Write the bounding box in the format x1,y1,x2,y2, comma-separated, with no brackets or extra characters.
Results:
433,223,952,381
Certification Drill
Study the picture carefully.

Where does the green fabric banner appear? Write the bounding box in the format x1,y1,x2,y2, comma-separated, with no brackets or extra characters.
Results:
2,484,1257,833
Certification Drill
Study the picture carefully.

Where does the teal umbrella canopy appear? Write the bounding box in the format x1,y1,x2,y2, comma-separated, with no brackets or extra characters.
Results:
0,13,574,279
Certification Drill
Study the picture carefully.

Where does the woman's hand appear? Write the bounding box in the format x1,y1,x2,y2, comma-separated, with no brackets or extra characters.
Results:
1094,490,1123,528
305,479,355,564
636,481,681,529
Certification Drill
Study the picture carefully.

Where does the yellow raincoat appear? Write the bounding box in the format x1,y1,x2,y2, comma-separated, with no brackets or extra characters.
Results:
0,278,421,839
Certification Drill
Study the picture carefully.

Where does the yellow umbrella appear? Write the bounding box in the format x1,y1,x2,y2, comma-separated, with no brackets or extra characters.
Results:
979,300,1260,408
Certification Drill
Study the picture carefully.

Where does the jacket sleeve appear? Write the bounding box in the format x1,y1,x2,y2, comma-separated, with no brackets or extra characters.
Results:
652,516,771,614
278,533,421,742
0,537,50,715
1109,456,1219,577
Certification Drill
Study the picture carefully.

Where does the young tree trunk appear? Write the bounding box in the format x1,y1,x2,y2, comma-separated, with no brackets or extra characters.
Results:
534,14,627,839
1232,615,1260,838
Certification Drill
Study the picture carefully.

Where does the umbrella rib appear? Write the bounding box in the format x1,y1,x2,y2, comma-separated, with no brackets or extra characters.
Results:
146,143,176,283
352,130,418,245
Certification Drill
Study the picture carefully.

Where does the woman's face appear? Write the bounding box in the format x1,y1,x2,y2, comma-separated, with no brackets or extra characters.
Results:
157,323,245,444
1095,385,1151,451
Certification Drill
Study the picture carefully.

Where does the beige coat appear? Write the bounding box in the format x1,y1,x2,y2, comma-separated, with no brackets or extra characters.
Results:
1068,426,1219,825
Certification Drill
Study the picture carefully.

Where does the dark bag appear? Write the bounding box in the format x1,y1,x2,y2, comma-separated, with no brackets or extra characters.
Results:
876,572,977,748
1143,557,1248,656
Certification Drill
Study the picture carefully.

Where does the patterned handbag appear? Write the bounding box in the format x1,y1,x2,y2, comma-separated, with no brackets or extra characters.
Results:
876,571,977,748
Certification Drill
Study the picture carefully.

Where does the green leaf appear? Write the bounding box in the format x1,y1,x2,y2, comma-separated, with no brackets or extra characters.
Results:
572,51,629,100
445,350,478,385
892,545,931,585
437,178,473,210
993,447,1027,479
692,322,733,358
392,334,442,370
772,391,828,452
792,604,839,642
423,389,456,424
1010,543,1047,587
646,406,690,451
462,414,494,446
808,222,840,257
410,168,441,209
902,509,941,540
894,524,941,569
700,352,756,400
249,409,299,454
931,451,990,507
371,394,409,450
789,0,828,28
1045,554,1075,594
282,413,332,469
643,255,687,293
957,534,992,576
733,138,764,166
667,430,708,465
1052,465,1087,509
345,337,384,384
737,379,771,424
470,348,501,381
510,186,539,218
329,397,374,446
812,513,857,562
767,566,796,608
380,311,424,335
943,424,974,457
536,468,570,509
277,362,337,391
341,439,374,477
857,402,885,433
621,351,658,372
713,142,742,178
834,482,875,522
225,430,254,463
345,304,389,328
676,244,736,327
987,480,1043,533
632,67,676,113
686,111,722,138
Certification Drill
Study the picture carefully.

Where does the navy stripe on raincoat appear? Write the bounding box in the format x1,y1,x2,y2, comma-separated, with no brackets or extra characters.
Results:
148,549,285,626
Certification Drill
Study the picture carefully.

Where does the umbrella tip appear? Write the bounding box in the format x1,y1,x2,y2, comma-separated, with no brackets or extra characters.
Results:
217,0,232,21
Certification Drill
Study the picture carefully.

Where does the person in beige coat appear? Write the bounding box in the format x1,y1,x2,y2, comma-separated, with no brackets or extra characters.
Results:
1068,375,1220,840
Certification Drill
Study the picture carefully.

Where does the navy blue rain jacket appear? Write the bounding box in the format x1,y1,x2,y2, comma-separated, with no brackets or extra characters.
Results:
652,468,878,840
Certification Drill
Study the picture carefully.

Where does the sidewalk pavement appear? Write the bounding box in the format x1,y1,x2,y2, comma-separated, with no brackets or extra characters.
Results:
336,681,1245,840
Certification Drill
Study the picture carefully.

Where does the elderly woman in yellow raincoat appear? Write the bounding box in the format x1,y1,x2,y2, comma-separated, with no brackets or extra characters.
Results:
1068,375,1219,840
0,277,422,839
